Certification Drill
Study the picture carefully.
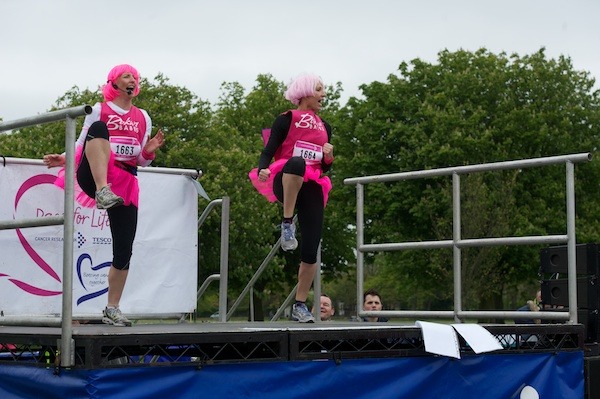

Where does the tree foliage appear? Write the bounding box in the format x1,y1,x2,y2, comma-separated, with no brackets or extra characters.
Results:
0,72,354,319
334,48,600,311
1,48,599,317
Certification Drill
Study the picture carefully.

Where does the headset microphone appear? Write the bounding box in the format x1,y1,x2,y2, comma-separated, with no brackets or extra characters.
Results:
111,82,134,95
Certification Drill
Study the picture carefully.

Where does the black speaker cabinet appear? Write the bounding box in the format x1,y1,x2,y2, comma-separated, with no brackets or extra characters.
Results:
540,243,600,275
579,309,600,343
585,356,600,398
540,276,599,308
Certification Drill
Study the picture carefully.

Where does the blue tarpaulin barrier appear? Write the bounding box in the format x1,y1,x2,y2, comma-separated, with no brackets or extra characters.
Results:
0,351,583,399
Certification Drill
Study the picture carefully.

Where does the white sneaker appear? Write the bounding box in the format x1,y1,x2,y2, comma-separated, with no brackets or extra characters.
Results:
102,307,132,327
95,185,124,210
281,222,298,251
292,303,315,323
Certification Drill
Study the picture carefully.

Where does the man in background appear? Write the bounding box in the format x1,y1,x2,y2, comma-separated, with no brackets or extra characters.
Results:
363,288,388,322
313,294,335,321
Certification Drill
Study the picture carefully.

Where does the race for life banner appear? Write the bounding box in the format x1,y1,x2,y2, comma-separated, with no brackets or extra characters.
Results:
0,160,198,317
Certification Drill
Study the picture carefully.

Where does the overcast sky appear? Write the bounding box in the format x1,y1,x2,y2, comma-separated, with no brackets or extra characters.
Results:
1,0,599,122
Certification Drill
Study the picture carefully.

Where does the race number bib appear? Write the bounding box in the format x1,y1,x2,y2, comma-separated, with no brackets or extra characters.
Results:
110,136,141,162
293,140,323,165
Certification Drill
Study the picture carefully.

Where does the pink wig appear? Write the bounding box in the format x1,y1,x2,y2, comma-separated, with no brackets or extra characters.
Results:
284,73,323,105
101,64,141,101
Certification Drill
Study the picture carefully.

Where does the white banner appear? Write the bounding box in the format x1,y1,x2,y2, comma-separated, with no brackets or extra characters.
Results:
0,161,198,317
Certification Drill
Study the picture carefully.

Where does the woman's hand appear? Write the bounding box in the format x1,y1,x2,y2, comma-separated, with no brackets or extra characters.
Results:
258,168,271,182
144,129,165,154
43,154,65,168
323,143,334,162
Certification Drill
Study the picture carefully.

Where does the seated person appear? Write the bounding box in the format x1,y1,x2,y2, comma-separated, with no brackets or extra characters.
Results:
516,290,542,324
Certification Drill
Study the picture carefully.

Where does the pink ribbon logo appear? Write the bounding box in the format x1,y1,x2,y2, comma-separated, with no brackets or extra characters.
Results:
4,173,112,305
2,174,64,296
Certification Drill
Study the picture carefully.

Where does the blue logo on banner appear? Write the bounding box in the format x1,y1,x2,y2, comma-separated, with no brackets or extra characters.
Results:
76,253,111,305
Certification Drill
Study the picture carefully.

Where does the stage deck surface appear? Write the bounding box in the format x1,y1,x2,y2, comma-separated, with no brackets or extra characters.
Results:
0,321,585,370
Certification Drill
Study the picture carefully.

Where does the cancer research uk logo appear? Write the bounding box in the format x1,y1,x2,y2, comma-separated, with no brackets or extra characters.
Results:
34,231,110,249
0,172,112,304
77,232,86,248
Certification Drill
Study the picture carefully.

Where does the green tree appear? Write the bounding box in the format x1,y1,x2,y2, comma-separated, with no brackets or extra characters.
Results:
5,49,598,321
334,48,600,313
0,72,356,320
0,87,101,158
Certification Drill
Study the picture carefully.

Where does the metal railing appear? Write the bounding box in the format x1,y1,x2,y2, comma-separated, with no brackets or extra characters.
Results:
0,105,92,367
194,198,230,323
227,211,325,323
344,153,593,324
0,108,207,367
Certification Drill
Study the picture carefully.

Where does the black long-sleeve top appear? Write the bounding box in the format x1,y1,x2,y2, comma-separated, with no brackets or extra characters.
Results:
258,111,333,173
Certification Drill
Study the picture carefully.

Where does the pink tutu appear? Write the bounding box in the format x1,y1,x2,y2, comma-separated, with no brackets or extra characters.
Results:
54,146,140,208
248,158,332,207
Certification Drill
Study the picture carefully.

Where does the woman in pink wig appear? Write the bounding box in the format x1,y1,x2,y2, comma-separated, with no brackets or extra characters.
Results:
249,73,334,322
44,64,165,327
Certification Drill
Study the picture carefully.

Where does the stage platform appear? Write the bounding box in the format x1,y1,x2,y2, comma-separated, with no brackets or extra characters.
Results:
0,322,592,398
0,321,585,369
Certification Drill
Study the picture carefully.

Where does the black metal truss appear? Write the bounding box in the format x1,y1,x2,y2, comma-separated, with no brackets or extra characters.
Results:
289,324,585,361
0,330,289,369
0,323,585,369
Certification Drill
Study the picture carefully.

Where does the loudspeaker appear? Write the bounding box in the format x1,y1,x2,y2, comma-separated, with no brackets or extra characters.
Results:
585,356,600,397
540,243,600,275
540,276,599,308
579,309,600,343
541,309,599,342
